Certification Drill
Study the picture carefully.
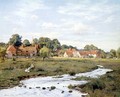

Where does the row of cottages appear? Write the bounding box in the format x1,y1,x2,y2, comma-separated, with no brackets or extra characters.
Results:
64,48,81,58
63,48,101,58
79,50,101,58
6,44,40,58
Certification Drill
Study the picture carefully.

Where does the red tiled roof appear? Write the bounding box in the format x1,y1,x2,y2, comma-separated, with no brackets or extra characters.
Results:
65,48,77,56
6,44,39,56
7,45,17,55
79,50,100,56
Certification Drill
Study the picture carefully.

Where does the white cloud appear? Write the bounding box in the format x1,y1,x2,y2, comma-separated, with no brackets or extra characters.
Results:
40,21,94,36
71,23,92,34
57,20,93,35
58,1,120,21
14,0,47,18
41,22,58,29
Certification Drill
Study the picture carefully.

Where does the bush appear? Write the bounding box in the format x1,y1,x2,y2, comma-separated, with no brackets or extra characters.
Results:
39,46,50,61
87,79,105,91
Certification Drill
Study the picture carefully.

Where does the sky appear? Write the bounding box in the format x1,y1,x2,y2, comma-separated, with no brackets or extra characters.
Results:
0,0,120,51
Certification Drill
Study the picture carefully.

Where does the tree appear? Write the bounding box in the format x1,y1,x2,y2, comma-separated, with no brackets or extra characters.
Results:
110,49,116,58
84,44,98,51
0,42,6,47
0,48,6,62
23,39,31,46
32,38,39,45
8,34,22,46
61,44,69,50
45,38,52,49
40,46,50,61
116,47,120,58
100,50,106,58
51,39,61,51
69,45,77,49
39,37,51,48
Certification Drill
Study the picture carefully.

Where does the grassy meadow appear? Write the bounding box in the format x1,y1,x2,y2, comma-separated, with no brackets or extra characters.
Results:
0,57,120,97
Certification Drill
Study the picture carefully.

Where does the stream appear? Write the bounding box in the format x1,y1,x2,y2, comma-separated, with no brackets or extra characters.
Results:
0,66,112,97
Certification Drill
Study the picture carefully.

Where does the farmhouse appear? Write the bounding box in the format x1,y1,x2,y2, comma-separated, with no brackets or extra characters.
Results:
64,48,101,58
64,48,81,58
6,44,40,58
6,45,17,57
79,50,101,58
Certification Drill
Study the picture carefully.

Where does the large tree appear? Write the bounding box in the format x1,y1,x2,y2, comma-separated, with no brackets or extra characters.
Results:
51,39,61,51
39,46,50,61
32,38,39,45
8,34,22,46
110,49,116,58
39,37,51,48
61,44,69,50
23,39,31,46
100,50,106,58
84,44,98,51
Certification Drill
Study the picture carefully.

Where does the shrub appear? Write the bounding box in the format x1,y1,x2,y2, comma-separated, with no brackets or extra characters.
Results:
92,80,105,90
39,46,50,61
85,79,105,91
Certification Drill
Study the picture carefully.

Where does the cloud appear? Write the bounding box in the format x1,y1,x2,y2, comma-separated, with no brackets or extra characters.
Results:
40,20,95,37
0,0,120,51
14,0,47,18
70,23,92,34
56,20,93,35
41,22,58,29
57,1,120,21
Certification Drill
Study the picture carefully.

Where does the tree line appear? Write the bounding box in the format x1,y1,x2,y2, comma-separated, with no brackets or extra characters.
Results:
0,34,120,61
8,34,77,51
84,44,120,58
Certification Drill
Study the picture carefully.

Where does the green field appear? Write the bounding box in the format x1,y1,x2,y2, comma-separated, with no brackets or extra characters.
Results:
0,57,120,97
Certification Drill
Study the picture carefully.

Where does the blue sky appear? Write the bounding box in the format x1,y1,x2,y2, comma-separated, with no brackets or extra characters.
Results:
0,0,120,51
